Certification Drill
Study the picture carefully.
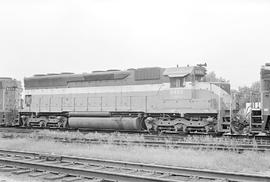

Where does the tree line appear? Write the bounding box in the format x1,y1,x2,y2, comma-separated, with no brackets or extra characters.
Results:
205,71,260,109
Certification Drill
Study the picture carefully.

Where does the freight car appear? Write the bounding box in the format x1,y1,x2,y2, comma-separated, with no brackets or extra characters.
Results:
229,63,270,135
248,63,270,134
0,78,21,126
18,64,232,133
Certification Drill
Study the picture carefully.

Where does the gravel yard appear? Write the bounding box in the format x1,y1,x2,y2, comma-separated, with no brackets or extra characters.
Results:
0,137,269,175
0,173,42,182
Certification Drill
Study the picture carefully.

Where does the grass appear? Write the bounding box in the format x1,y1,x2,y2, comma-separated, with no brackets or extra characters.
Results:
34,130,260,146
0,130,264,150
0,137,269,175
36,130,146,142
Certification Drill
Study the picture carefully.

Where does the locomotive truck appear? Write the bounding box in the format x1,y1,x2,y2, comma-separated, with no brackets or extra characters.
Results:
1,64,235,133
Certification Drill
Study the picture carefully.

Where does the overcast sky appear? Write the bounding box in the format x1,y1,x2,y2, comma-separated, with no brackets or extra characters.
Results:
0,0,269,89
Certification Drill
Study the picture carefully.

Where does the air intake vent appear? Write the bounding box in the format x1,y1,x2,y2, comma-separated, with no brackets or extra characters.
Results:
135,67,160,81
107,69,120,72
92,70,105,73
47,73,59,76
33,74,46,77
60,72,74,75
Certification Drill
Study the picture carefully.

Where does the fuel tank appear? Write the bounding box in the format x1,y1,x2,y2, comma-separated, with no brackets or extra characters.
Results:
68,117,144,130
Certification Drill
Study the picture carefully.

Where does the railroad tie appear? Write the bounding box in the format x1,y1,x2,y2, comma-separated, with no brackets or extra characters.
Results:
12,168,32,174
61,176,84,182
28,171,50,177
43,173,68,180
0,166,18,172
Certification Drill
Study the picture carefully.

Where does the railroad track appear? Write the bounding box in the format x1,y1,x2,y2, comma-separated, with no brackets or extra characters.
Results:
1,126,270,145
3,133,269,152
1,128,270,152
54,137,270,152
4,134,267,152
0,149,269,182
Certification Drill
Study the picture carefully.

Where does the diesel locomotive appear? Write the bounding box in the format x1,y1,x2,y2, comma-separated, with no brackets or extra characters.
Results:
248,63,270,134
0,77,21,126
0,64,236,133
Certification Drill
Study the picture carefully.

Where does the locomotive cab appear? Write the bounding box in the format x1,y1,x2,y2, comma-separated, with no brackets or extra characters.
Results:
261,63,270,133
165,65,206,88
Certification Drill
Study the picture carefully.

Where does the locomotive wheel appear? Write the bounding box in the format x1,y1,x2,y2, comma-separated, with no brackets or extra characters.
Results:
22,117,29,128
57,121,67,128
38,117,48,128
174,123,187,133
57,117,68,128
205,125,217,133
57,122,63,128
39,120,46,128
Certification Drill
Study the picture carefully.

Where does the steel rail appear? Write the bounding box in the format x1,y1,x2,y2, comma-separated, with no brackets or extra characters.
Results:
1,127,270,152
54,137,270,152
0,149,269,182
1,126,270,147
1,130,270,152
0,157,178,182
1,131,270,152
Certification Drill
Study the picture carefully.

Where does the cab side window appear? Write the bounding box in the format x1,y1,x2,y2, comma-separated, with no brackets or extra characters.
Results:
263,80,270,91
25,95,32,107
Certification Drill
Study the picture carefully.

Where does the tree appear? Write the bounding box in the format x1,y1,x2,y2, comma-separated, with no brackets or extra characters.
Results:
204,71,260,109
205,71,228,82
235,81,260,109
250,81,260,93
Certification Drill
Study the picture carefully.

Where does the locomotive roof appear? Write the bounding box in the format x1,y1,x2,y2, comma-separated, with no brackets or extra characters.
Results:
27,66,205,78
24,66,206,89
163,67,194,77
261,63,270,79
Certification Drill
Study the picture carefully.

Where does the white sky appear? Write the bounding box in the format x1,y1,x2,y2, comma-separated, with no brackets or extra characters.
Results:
0,0,269,89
